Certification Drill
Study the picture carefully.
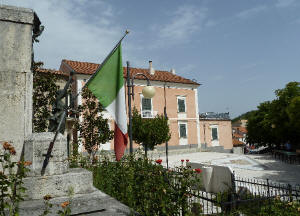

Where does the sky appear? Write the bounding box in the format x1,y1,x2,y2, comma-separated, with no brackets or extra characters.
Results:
2,0,300,118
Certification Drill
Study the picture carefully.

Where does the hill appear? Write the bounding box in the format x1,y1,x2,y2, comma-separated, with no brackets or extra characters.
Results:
231,110,256,123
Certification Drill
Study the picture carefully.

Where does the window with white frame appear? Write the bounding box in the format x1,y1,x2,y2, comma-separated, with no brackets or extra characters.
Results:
140,95,152,118
211,126,218,140
179,122,187,138
177,96,186,113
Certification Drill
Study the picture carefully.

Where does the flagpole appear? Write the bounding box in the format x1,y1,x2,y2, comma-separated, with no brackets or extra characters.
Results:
164,83,169,169
126,61,133,154
83,30,130,89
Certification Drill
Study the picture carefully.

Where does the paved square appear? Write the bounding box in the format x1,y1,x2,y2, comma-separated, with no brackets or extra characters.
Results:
153,152,300,186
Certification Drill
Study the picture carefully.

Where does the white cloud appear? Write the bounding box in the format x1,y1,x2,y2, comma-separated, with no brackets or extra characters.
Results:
158,5,208,42
2,0,123,69
236,5,267,19
275,0,296,8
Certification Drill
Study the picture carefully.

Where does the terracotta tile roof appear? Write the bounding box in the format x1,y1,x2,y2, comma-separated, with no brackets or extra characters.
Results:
233,133,244,138
232,126,248,134
61,59,200,85
36,68,67,77
238,127,247,133
233,139,245,146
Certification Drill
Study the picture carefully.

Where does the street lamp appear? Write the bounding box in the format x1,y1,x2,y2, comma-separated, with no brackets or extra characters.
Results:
126,61,156,154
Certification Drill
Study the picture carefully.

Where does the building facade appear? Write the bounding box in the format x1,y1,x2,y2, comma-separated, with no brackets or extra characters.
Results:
59,60,201,152
199,112,233,152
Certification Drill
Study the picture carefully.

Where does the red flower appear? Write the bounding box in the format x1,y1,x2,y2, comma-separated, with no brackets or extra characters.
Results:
181,159,184,162
9,147,16,155
194,168,202,173
155,159,162,164
24,161,32,166
3,142,11,150
60,201,70,208
186,159,190,162
2,142,16,155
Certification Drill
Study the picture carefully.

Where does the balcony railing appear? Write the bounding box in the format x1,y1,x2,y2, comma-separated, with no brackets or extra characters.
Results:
141,110,158,118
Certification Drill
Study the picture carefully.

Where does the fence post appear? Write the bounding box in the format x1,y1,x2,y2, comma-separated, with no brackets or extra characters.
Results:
288,184,293,202
267,179,271,215
231,171,237,212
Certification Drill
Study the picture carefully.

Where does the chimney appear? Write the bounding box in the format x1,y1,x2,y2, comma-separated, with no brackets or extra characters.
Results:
149,60,155,75
170,68,175,75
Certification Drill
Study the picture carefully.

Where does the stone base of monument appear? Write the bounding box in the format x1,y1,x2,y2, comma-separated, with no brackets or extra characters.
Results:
19,190,131,216
18,133,131,215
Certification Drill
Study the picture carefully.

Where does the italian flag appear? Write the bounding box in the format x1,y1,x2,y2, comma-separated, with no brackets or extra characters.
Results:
87,43,128,161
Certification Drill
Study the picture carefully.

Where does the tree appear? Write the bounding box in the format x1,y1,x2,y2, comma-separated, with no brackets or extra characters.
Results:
273,82,300,148
287,96,300,132
76,88,114,160
246,82,300,149
132,108,171,156
32,61,59,132
246,101,279,147
231,110,256,123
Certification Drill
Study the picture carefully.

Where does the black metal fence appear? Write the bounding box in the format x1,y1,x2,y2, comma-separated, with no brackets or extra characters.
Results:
233,174,300,200
176,173,300,215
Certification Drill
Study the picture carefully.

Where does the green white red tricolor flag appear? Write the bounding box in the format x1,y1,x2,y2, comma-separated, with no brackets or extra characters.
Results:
86,43,128,161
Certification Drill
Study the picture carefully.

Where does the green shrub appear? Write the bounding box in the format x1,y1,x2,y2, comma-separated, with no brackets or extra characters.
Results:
91,153,201,216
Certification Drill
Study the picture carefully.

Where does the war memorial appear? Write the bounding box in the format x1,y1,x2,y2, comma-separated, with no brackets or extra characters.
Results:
0,4,130,215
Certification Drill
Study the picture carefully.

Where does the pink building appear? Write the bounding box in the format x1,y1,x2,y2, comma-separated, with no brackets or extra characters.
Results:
59,60,201,152
199,112,233,153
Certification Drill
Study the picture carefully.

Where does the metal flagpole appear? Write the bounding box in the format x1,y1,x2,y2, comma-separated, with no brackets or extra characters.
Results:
164,83,169,169
126,61,133,154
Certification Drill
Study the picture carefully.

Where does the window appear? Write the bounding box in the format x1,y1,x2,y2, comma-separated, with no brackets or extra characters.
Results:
211,127,218,140
179,123,187,138
177,96,186,113
142,97,152,111
141,95,152,118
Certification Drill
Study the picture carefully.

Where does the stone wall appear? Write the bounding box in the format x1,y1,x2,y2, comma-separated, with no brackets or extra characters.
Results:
0,5,40,159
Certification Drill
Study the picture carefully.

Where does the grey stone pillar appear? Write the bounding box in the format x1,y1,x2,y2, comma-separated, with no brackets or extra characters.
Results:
0,5,40,159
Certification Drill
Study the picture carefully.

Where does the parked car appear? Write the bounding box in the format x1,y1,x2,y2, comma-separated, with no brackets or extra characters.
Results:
247,146,272,154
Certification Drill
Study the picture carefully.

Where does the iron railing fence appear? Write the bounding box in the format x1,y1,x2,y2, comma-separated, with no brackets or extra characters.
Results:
167,168,300,215
233,173,300,200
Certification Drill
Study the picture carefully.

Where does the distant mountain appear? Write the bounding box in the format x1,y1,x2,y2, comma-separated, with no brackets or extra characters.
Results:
232,110,256,123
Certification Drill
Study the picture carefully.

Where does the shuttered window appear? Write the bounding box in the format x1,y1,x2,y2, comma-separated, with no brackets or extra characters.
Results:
179,124,187,138
212,127,218,140
142,98,152,111
177,97,186,113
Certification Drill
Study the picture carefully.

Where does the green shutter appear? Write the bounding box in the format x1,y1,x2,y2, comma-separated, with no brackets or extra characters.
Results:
212,128,218,140
179,124,187,138
178,99,185,112
142,98,152,111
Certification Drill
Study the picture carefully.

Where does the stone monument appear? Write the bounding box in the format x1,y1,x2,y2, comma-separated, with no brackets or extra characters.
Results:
0,4,36,162
0,5,130,215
